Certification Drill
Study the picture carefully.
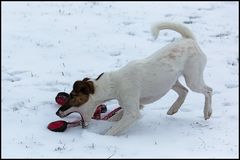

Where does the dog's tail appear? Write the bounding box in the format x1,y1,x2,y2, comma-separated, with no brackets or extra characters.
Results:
151,22,195,40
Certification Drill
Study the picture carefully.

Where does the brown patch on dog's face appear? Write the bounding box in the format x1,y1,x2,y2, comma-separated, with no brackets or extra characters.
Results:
56,78,95,118
68,79,94,106
72,79,94,94
58,78,94,107
68,92,89,106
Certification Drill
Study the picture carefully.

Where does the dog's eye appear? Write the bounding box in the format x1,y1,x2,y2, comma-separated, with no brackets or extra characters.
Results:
70,93,76,98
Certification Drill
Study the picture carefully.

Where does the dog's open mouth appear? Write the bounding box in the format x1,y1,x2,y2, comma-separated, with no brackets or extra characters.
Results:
58,112,87,128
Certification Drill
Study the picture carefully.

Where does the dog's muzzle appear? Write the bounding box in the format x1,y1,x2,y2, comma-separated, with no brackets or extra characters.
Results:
56,110,66,118
56,110,87,128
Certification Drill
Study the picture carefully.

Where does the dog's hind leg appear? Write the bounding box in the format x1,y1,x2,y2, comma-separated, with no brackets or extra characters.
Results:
183,55,213,120
167,80,188,115
185,74,212,120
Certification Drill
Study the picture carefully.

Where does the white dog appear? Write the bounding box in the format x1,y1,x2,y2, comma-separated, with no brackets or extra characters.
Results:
56,22,213,136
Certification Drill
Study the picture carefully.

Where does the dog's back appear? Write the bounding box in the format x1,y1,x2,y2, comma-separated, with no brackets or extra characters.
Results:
111,22,204,104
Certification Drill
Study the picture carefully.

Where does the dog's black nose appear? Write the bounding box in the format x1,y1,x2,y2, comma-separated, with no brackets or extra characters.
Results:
56,110,60,116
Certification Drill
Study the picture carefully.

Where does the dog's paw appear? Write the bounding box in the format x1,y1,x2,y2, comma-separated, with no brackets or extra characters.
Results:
204,108,212,120
167,108,178,115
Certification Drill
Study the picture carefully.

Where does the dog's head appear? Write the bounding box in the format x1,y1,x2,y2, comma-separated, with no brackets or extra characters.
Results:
56,78,97,124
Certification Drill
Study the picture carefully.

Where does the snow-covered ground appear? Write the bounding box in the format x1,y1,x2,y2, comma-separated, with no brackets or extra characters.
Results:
2,1,239,158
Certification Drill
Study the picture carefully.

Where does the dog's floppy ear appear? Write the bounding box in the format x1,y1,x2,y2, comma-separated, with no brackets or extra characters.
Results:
73,81,84,93
82,77,90,81
73,80,94,95
84,81,94,94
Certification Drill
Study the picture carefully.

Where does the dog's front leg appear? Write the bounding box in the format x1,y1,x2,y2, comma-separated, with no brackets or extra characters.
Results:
105,110,140,136
108,104,144,122
107,109,123,122
105,100,140,136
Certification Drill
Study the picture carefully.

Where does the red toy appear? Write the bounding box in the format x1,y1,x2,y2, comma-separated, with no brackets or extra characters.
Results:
48,120,75,132
55,92,70,106
48,92,121,132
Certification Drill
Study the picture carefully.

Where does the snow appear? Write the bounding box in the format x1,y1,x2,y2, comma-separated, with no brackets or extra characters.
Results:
2,1,239,158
